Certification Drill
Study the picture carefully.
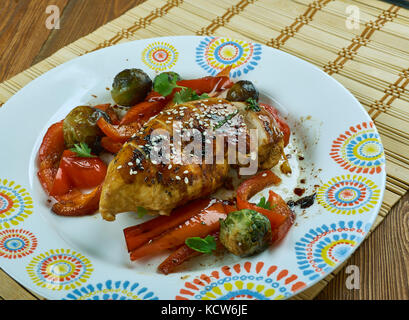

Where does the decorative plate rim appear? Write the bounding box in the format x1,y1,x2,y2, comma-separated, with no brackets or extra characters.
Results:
0,36,386,300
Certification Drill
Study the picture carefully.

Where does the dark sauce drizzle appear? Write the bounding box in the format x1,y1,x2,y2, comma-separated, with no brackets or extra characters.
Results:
287,193,316,209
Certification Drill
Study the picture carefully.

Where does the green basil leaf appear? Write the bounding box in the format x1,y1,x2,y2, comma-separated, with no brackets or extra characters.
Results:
153,73,178,97
185,235,217,254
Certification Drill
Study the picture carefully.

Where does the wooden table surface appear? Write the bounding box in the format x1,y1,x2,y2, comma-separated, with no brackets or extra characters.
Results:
0,0,408,300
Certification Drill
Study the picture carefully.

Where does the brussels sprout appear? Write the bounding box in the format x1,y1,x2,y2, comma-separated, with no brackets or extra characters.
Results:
111,69,152,106
226,80,259,102
63,106,102,149
219,209,271,257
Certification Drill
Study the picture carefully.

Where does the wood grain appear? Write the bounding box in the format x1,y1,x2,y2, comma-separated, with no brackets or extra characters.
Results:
0,0,408,300
0,269,38,300
33,0,145,64
0,0,70,81
316,191,409,299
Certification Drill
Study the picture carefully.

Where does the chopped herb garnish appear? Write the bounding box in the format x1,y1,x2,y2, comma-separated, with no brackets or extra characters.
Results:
214,109,239,129
256,196,271,210
153,73,180,97
173,88,210,104
153,73,210,104
185,235,217,254
70,142,96,158
246,98,260,112
136,206,148,218
255,196,277,210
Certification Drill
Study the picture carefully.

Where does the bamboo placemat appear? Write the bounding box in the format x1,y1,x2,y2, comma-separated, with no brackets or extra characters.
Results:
1,0,408,300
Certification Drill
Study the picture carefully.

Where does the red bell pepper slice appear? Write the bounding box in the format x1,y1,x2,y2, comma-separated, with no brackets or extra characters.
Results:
175,66,233,95
129,202,226,260
50,166,72,196
61,150,107,189
50,150,107,196
157,231,220,275
97,117,141,143
119,100,168,125
94,103,120,125
37,121,66,195
157,243,202,275
236,170,286,229
100,136,123,154
52,184,102,217
260,103,291,147
124,198,214,252
176,76,233,95
267,190,295,244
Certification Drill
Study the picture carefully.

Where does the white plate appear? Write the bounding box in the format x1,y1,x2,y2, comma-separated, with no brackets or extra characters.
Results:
0,36,385,300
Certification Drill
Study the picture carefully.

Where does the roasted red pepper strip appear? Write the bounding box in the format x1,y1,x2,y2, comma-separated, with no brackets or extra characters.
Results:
38,167,58,195
157,231,220,275
236,170,282,201
100,136,123,154
236,170,286,229
50,150,107,196
124,199,214,252
129,202,226,261
176,76,233,95
222,202,238,214
60,150,107,189
50,166,72,196
157,243,202,275
52,184,102,217
175,66,233,94
215,65,232,78
260,103,291,147
97,117,141,143
268,190,295,244
94,103,120,124
119,100,169,125
93,104,111,111
37,121,66,195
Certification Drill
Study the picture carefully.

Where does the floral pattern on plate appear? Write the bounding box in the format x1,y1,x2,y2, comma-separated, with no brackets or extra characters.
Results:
295,220,370,281
317,175,381,215
0,229,37,259
0,179,33,230
196,37,261,77
176,261,306,300
63,280,158,300
26,249,93,291
330,122,385,174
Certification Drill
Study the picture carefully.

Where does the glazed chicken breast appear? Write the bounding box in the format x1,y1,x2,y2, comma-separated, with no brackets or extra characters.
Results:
99,98,284,221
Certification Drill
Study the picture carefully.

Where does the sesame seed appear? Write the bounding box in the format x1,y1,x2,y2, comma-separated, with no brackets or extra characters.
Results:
183,170,189,174
117,165,122,169
128,162,133,166
262,173,267,177
184,177,189,184
175,176,181,180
